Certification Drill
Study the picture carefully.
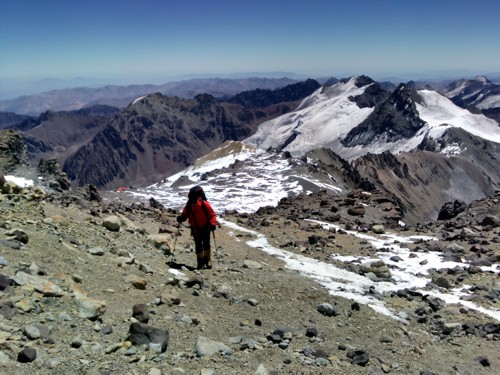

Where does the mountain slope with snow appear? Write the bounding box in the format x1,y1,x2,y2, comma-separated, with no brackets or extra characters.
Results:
126,141,354,213
245,76,388,157
444,75,500,110
246,76,500,161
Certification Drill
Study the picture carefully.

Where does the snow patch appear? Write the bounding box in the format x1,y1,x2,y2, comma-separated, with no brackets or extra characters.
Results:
220,218,500,323
4,175,34,188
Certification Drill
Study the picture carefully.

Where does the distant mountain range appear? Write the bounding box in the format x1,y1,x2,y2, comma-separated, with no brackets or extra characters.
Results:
1,75,499,225
0,77,302,116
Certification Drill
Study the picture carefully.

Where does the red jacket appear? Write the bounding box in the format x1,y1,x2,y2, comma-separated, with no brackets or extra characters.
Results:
182,198,217,234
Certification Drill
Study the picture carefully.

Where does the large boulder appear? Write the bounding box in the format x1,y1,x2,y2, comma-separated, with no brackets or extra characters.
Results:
437,200,467,220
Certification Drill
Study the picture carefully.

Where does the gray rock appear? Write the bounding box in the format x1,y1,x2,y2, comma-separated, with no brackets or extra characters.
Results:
0,239,20,250
0,351,11,363
348,349,370,366
102,215,121,231
88,247,105,256
432,276,453,289
17,348,37,363
254,364,268,375
317,303,340,317
442,322,461,335
243,260,263,269
24,324,50,341
139,263,153,274
247,298,259,306
71,335,83,348
12,271,66,297
127,322,169,353
195,336,232,357
75,294,107,320
5,228,29,244
132,303,149,324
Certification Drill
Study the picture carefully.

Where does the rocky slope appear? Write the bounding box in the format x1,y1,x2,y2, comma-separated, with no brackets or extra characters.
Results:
0,167,498,374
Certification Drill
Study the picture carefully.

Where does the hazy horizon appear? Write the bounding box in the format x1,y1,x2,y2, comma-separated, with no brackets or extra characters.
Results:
1,0,499,99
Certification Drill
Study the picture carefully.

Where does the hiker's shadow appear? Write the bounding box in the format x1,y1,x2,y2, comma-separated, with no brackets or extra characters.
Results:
166,260,197,271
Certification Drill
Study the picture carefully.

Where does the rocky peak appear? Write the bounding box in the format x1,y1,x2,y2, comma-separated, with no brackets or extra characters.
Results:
341,82,426,147
353,75,376,88
474,75,492,85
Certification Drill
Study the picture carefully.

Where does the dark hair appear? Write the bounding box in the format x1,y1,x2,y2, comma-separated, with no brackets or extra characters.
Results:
188,185,206,203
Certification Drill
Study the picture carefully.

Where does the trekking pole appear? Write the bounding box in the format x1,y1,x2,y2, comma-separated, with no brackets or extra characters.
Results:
171,222,181,262
212,230,217,252
212,223,220,266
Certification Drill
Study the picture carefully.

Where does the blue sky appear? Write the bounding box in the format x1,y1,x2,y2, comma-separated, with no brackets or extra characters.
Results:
1,0,499,96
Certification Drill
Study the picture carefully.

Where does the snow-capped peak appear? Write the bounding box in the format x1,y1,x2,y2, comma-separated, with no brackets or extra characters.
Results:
474,75,491,85
245,76,379,156
415,90,500,143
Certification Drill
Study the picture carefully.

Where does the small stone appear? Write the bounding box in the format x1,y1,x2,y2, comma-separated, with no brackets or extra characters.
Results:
5,228,29,244
247,298,259,306
278,341,289,349
160,289,181,306
17,348,37,363
132,303,150,323
305,327,318,337
348,350,370,366
101,325,113,335
243,260,263,269
381,364,391,373
105,343,123,354
88,247,105,256
126,274,147,290
317,303,340,317
380,335,393,343
71,335,83,348
442,322,461,335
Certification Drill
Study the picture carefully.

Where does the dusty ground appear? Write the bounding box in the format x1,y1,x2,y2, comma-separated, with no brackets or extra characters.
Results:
0,186,499,375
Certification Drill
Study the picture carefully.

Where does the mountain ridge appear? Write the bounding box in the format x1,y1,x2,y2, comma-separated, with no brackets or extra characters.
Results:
0,77,301,116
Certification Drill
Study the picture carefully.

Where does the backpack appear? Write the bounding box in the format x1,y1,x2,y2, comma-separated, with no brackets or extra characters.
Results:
186,186,211,230
188,185,207,204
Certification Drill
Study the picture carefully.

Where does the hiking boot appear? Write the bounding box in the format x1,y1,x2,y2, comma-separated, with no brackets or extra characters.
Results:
204,248,212,269
196,252,204,269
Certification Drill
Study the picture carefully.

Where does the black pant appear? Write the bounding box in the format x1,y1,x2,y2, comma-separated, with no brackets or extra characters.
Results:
193,229,210,254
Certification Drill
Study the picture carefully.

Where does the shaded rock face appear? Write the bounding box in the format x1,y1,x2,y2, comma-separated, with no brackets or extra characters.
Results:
18,107,115,165
348,75,390,109
63,93,243,188
0,111,34,130
354,142,500,225
227,79,321,108
342,82,426,147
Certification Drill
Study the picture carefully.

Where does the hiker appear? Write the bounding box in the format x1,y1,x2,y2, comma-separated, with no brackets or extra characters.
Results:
176,185,217,269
